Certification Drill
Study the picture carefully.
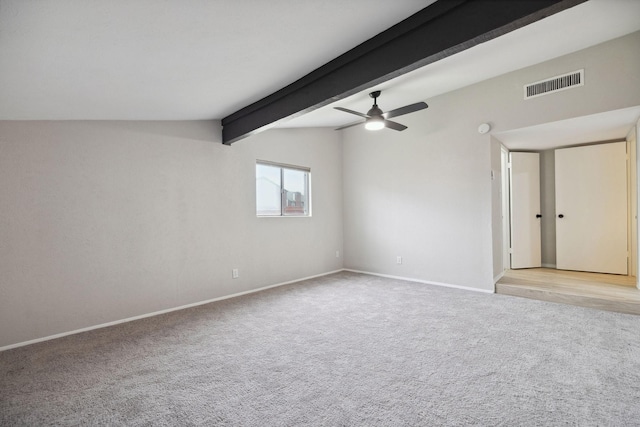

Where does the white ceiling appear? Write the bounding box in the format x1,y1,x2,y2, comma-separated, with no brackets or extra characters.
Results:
494,106,640,151
1,0,639,149
0,0,430,120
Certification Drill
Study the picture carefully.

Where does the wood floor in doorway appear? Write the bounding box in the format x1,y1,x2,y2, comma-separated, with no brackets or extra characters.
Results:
496,268,640,315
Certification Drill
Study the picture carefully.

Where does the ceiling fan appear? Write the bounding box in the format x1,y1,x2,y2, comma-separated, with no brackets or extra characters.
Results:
334,90,428,131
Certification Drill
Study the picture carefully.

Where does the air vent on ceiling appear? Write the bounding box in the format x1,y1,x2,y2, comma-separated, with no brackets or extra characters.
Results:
524,69,584,100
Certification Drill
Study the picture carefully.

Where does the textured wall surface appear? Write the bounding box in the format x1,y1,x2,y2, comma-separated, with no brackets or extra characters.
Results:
342,32,640,291
0,122,343,347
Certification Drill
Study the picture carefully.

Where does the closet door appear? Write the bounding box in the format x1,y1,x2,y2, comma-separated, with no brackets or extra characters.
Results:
509,152,542,269
555,142,627,274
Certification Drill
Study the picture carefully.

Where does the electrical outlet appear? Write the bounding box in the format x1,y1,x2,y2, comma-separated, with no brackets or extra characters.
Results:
232,268,239,279
336,250,340,258
397,256,402,265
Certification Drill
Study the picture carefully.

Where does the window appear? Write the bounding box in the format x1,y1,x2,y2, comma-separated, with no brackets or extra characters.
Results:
256,161,310,216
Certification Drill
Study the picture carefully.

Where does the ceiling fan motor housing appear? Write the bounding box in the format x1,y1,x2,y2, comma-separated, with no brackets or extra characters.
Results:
367,105,383,117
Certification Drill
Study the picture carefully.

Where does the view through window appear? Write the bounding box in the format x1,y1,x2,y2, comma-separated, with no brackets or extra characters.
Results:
256,161,310,216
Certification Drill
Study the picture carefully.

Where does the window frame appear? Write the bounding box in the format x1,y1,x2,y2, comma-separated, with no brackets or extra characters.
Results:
256,160,311,217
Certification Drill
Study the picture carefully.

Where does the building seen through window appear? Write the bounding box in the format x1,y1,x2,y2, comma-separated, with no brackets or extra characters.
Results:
256,162,310,216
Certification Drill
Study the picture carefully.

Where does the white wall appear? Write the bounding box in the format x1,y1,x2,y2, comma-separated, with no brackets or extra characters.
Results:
342,89,495,290
0,122,343,348
343,31,640,292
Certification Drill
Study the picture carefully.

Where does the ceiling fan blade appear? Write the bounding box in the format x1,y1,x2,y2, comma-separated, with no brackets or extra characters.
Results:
383,102,428,119
335,121,365,131
334,107,369,119
383,119,407,131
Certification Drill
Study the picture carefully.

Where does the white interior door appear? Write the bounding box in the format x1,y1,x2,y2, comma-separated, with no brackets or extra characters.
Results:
509,152,542,269
555,142,628,274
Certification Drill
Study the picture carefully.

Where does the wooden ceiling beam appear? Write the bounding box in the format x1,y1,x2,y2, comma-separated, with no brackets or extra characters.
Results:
221,0,586,145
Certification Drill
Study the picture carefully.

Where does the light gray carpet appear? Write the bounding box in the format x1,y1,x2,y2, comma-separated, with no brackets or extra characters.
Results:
1,271,640,426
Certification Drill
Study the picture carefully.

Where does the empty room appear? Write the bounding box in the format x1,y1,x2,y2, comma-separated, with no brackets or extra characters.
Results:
2,0,640,425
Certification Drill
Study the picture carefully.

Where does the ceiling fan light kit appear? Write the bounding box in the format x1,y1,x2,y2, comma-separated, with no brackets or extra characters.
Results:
365,116,385,131
334,90,428,132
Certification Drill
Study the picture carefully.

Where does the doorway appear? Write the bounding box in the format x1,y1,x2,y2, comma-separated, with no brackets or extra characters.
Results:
504,141,634,275
499,140,639,306
493,110,640,313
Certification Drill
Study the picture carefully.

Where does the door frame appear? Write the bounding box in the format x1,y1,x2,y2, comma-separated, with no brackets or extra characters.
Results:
501,136,639,284
501,146,511,272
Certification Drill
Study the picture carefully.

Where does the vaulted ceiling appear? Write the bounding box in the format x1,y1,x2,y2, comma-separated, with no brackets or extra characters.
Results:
1,0,639,147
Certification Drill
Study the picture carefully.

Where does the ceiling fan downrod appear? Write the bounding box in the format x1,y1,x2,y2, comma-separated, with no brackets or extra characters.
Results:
367,91,383,117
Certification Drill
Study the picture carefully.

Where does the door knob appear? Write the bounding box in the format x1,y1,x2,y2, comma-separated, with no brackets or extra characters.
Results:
536,214,542,218
558,214,564,218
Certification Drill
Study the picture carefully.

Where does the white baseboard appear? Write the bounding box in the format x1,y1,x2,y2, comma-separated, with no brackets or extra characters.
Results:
2,268,495,351
493,270,505,284
343,269,494,294
0,269,344,352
